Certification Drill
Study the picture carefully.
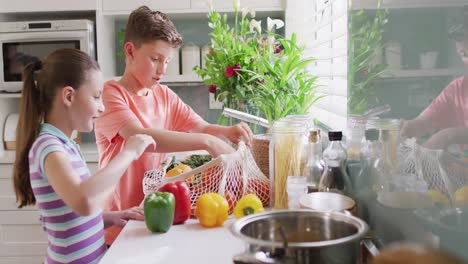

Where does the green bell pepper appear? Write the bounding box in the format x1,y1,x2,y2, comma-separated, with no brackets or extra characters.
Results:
144,192,175,233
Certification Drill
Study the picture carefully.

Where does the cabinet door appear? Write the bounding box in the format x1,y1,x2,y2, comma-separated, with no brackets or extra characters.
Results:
191,0,285,10
102,0,191,12
0,0,96,12
0,210,46,260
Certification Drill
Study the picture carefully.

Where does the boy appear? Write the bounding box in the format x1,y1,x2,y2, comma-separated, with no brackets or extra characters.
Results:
401,20,468,149
95,6,253,244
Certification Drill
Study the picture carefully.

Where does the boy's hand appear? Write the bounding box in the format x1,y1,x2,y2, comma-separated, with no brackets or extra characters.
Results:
107,206,144,227
400,119,428,139
225,122,253,146
123,134,156,159
423,127,457,150
206,136,236,157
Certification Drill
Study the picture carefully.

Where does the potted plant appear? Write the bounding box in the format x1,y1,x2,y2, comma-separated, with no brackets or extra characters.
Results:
194,0,266,114
195,1,323,124
246,33,323,126
348,5,388,115
195,1,324,177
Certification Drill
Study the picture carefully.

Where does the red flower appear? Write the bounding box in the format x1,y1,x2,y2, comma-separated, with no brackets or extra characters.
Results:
225,66,234,77
233,64,241,74
208,84,217,93
275,46,282,54
225,64,241,77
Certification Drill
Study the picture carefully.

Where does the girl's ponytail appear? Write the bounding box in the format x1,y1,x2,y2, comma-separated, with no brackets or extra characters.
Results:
13,61,43,208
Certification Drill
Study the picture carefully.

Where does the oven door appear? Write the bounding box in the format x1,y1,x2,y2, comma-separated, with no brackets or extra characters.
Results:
0,30,92,93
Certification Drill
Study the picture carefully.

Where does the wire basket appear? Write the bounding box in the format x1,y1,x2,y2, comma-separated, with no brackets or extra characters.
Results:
143,142,270,214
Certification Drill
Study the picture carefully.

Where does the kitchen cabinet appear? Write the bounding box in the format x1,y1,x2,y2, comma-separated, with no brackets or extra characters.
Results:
0,162,99,264
353,0,468,10
191,0,284,11
101,0,190,13
0,0,97,13
347,1,467,120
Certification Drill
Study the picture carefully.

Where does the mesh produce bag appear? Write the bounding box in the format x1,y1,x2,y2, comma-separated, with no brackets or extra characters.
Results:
394,138,468,203
143,142,270,214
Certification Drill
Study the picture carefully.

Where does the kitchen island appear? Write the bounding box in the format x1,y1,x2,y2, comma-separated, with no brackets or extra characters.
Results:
99,218,244,264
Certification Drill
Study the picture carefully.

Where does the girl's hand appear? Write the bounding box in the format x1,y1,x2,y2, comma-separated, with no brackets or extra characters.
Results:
224,122,253,146
106,206,144,227
123,134,156,159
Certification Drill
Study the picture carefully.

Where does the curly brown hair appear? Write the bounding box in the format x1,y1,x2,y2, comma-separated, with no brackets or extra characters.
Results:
124,6,183,48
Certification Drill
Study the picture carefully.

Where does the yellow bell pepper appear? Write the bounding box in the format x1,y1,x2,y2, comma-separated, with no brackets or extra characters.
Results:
233,194,265,219
195,193,229,227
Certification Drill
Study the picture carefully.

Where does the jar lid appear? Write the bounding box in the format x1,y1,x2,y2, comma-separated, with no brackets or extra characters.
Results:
328,131,342,141
367,118,400,129
365,129,379,141
272,120,307,134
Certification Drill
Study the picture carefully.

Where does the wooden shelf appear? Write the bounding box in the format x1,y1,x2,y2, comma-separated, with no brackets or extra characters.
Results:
109,75,204,86
380,68,465,79
0,93,21,98
352,0,468,9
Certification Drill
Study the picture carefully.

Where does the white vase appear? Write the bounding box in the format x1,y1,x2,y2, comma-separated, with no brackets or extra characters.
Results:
419,51,438,69
181,44,200,75
385,42,402,70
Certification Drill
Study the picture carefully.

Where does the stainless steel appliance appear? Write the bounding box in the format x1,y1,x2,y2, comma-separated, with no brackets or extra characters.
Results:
0,19,95,92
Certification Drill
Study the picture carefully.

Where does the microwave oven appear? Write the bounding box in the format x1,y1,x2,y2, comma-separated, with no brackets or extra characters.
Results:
0,19,95,93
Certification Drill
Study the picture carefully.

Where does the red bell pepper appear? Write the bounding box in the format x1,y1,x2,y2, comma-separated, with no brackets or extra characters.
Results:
159,181,191,225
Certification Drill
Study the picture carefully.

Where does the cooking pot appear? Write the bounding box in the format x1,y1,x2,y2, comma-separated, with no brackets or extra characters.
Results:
231,210,369,264
414,206,468,260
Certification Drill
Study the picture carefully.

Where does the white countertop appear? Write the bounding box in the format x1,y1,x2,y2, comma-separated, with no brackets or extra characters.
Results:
99,218,244,264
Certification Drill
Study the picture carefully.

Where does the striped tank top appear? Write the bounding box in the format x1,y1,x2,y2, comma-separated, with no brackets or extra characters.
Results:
29,124,106,263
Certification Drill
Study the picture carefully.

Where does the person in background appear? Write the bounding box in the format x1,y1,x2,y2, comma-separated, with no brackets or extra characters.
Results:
94,6,253,245
13,49,155,263
400,18,468,150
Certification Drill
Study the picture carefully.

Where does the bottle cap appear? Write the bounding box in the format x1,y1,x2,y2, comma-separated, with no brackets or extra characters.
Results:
365,129,379,141
328,131,342,141
309,130,319,143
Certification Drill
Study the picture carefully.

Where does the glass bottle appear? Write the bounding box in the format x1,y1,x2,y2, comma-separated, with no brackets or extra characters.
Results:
355,129,382,224
347,115,367,161
367,118,400,166
305,130,324,193
377,129,395,189
318,131,353,196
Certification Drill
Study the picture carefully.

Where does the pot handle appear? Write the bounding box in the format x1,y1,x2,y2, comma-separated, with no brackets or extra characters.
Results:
361,238,380,257
232,252,282,264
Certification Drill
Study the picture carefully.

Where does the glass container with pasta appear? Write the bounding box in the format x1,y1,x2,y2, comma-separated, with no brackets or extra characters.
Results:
269,120,308,209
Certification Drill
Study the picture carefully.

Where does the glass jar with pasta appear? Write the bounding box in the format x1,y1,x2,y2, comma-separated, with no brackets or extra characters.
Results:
269,119,308,209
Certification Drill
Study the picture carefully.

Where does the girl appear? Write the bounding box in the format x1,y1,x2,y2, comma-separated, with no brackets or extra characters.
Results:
13,49,155,263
